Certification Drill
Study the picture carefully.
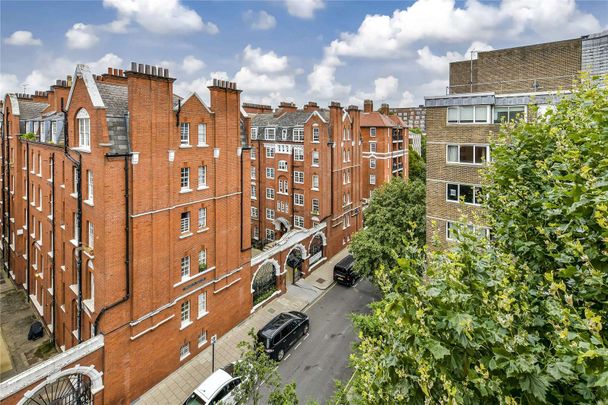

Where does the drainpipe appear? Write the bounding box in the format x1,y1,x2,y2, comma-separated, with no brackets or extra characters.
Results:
61,98,83,343
94,153,130,335
240,144,252,252
1,109,6,272
5,113,11,274
26,142,30,296
50,153,56,343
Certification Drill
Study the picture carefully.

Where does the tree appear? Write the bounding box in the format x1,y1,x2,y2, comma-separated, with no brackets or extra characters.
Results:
350,177,425,282
233,329,297,405
347,78,608,404
408,146,426,183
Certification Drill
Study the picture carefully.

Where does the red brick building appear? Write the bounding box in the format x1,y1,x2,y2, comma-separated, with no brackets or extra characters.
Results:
1,63,253,403
244,100,364,294
360,100,409,200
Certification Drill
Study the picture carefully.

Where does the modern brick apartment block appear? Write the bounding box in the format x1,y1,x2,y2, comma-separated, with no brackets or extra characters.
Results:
425,31,608,247
389,105,426,133
360,100,409,200
244,100,363,286
1,63,253,403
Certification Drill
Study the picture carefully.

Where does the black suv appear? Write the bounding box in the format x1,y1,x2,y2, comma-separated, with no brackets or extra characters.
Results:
257,311,309,361
333,254,359,287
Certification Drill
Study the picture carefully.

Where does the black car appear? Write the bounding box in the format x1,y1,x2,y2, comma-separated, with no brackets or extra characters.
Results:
333,254,359,287
257,311,309,361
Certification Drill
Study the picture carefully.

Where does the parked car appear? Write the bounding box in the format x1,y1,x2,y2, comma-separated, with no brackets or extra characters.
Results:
257,311,309,361
333,254,359,287
183,369,241,405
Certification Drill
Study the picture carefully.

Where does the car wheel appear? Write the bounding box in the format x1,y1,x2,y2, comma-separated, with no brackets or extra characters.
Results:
303,324,309,335
277,349,285,361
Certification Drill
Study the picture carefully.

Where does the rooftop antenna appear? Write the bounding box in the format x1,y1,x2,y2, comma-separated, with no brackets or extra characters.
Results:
21,83,29,94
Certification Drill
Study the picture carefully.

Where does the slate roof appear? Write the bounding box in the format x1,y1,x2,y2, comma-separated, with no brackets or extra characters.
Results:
96,83,130,154
360,111,396,128
18,100,50,120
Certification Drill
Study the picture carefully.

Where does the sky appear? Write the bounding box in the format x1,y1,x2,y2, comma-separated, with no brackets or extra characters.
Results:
1,0,607,108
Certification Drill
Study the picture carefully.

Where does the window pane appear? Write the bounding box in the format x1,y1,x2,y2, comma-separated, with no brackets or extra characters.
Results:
447,107,458,123
474,187,484,205
447,184,458,201
474,146,487,164
493,107,509,123
447,145,459,162
459,146,474,163
508,106,525,121
460,106,473,123
460,185,474,203
474,106,488,122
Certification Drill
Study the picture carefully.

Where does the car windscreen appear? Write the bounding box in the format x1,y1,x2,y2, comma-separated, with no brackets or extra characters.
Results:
183,393,207,405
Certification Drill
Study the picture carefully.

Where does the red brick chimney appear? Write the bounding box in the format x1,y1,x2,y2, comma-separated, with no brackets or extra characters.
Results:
275,101,297,117
303,101,319,112
379,103,390,115
363,99,373,113
242,102,272,114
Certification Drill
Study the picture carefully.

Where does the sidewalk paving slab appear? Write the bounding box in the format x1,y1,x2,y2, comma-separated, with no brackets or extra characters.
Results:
134,247,348,404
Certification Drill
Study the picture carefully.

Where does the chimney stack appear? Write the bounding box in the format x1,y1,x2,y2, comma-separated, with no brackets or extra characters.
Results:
379,103,390,115
303,101,319,112
363,99,373,113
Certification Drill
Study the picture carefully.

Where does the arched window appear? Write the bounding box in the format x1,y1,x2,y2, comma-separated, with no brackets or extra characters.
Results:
76,109,90,149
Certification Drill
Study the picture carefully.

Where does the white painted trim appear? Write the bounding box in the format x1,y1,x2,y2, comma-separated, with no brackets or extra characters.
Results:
66,64,105,111
304,110,327,124
214,277,241,294
8,94,20,116
250,290,281,313
130,315,175,341
131,191,242,218
0,335,104,400
251,222,326,266
251,258,281,293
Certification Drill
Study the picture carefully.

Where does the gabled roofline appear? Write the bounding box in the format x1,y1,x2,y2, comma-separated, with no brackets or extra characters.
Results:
8,94,20,116
65,64,106,111
342,110,352,123
182,92,213,114
305,110,327,124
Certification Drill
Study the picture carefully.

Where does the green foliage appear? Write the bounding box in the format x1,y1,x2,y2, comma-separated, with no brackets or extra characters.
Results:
484,76,608,321
21,132,36,141
350,177,425,281
408,146,426,183
348,78,608,404
233,329,282,405
268,382,299,405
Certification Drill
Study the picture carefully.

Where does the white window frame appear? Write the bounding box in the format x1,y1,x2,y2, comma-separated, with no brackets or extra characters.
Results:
266,228,275,241
180,167,190,191
77,109,90,150
180,342,190,360
312,175,319,190
293,128,304,142
447,105,490,124
294,215,304,228
181,256,190,279
294,193,304,206
312,127,320,142
293,147,304,161
251,128,258,140
312,151,319,167
251,207,258,218
180,123,190,146
278,160,288,171
370,158,376,169
266,188,275,200
197,123,207,146
266,208,275,220
180,211,190,234
370,175,376,185
294,171,304,184
493,105,526,123
266,167,275,179
446,183,484,206
198,207,207,229
266,147,275,158
370,142,377,153
370,127,376,137
446,144,489,165
251,184,257,199
198,166,207,189
198,292,207,318
265,128,276,141
86,170,93,204
88,221,94,248
312,198,319,214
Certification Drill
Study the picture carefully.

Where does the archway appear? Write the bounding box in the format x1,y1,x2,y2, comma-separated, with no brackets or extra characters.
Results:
19,365,103,405
284,244,307,286
308,233,325,266
251,261,279,306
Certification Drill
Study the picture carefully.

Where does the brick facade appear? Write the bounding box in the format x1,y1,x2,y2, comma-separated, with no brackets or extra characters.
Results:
425,34,598,247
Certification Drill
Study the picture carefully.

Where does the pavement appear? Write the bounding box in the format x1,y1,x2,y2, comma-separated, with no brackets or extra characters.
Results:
136,247,351,404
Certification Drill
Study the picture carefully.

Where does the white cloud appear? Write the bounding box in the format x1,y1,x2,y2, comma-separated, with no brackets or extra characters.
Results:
307,54,351,99
101,18,130,33
399,90,415,106
242,45,288,73
173,71,229,99
243,10,276,30
65,23,99,49
103,0,218,34
234,67,295,92
87,53,124,74
416,46,464,75
348,75,399,106
182,55,205,74
285,0,325,19
4,31,42,46
0,73,21,96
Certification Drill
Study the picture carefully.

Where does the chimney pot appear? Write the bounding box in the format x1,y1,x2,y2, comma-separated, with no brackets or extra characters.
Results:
130,62,137,71
151,66,157,76
119,69,124,76
113,68,119,75
138,64,144,73
145,65,151,75
108,67,113,74
163,68,169,77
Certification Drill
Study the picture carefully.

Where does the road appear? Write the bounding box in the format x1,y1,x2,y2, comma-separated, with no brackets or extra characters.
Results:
277,279,379,403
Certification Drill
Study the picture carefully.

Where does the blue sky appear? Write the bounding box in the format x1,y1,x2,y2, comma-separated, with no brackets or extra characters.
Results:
1,0,607,107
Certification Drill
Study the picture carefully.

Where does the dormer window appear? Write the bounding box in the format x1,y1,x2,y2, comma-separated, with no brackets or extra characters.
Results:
265,128,276,141
76,109,90,150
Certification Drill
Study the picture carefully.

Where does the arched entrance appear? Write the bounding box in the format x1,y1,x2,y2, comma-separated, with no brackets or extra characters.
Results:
19,365,104,405
252,262,278,306
308,234,325,266
285,244,306,286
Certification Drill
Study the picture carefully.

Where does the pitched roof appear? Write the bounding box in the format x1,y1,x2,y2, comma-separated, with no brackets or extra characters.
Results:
18,100,49,120
360,111,396,128
96,82,130,155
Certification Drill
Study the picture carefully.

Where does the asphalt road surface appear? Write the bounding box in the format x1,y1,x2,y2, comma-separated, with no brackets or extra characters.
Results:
277,279,380,403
